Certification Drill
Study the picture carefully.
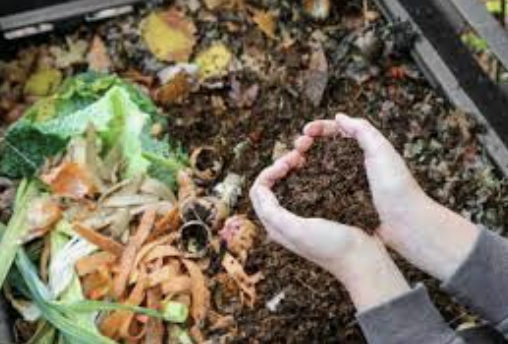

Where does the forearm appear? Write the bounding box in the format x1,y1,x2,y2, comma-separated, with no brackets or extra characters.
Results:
335,236,411,312
379,195,480,281
336,238,465,344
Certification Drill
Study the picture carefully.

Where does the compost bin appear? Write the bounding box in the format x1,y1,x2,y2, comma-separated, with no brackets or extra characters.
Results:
2,0,508,343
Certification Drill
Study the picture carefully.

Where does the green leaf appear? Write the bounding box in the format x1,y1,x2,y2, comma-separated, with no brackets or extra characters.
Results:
26,321,57,344
15,249,118,344
56,300,166,320
0,180,39,288
0,72,161,179
162,301,189,323
50,229,97,334
1,72,187,185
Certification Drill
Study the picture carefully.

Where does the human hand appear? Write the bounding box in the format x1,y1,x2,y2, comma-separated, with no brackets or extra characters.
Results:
250,151,410,311
298,114,480,281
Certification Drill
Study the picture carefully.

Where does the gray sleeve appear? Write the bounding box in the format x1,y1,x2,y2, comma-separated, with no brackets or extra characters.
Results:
357,285,465,344
443,228,508,336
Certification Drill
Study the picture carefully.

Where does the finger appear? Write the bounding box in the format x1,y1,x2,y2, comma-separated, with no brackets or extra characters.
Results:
294,135,314,154
267,230,299,253
254,151,303,188
303,120,341,138
250,185,303,233
335,113,392,158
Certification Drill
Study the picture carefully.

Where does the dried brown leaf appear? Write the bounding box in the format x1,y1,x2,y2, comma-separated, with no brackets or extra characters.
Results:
41,161,96,199
252,10,277,39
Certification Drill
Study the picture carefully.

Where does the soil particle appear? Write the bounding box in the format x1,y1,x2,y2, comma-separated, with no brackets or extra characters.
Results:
275,137,380,233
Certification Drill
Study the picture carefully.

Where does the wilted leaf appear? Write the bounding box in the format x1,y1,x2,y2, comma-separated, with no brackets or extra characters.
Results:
41,162,96,199
156,72,192,105
304,42,329,106
252,10,277,39
50,39,88,68
24,69,63,97
87,35,112,72
141,9,197,62
195,43,233,80
26,197,62,232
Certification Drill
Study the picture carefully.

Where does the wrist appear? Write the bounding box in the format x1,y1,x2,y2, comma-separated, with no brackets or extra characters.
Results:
422,201,480,280
380,196,480,281
333,236,411,312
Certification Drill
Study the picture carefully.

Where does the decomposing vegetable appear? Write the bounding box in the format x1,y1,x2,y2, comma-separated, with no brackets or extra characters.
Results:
190,146,223,182
0,73,187,187
219,216,257,263
0,73,260,343
180,196,229,231
179,221,211,257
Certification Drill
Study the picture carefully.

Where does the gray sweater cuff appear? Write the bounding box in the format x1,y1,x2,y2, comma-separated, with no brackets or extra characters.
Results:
357,284,458,344
443,228,508,331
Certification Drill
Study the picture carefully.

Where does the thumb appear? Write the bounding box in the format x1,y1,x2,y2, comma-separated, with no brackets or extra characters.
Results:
335,114,392,159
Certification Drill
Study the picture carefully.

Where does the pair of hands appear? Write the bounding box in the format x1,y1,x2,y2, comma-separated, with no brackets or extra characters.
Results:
250,114,480,311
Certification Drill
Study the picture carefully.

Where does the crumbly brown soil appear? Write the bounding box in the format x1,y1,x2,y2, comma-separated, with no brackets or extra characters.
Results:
274,137,380,233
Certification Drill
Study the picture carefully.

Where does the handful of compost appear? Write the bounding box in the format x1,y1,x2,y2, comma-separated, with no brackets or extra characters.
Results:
0,73,259,343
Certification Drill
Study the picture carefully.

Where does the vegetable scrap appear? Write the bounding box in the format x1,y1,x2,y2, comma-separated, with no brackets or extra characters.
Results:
0,74,260,343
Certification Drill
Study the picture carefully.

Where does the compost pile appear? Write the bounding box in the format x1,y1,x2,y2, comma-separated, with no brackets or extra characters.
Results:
1,0,508,343
275,137,380,233
0,73,261,343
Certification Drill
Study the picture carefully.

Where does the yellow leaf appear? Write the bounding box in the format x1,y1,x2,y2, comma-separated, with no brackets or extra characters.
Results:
24,69,62,97
195,43,233,80
141,9,197,62
252,10,277,39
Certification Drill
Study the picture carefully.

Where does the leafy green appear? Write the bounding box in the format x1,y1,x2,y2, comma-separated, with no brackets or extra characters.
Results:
0,72,186,186
15,249,118,344
462,32,489,52
162,301,189,323
0,180,40,288
26,321,57,344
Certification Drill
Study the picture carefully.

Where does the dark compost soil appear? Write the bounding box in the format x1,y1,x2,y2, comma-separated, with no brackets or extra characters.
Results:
275,137,380,233
2,0,508,343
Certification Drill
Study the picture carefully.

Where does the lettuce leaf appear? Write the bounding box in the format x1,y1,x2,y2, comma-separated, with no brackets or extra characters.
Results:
0,73,186,187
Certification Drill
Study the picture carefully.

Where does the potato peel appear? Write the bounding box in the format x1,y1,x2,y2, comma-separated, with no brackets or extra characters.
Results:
182,259,210,324
113,210,156,299
222,253,263,307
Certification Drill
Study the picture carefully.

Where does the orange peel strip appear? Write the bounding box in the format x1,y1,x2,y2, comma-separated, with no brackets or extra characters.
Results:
182,259,210,324
113,210,156,298
73,223,124,256
76,251,116,276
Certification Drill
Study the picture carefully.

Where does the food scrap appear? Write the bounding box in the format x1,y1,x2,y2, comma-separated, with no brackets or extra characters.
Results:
0,74,260,343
